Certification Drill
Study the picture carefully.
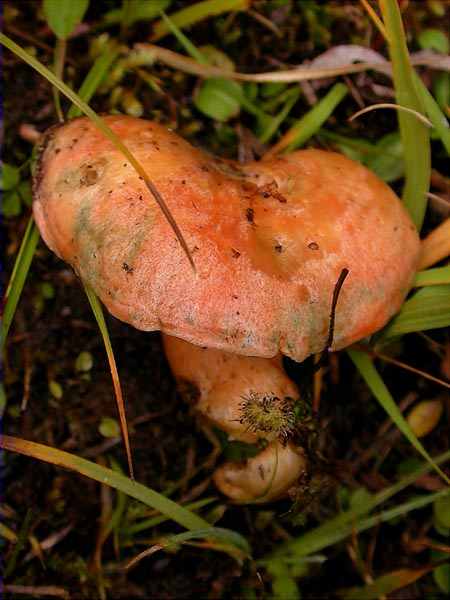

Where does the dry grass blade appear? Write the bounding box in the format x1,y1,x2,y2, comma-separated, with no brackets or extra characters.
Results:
349,103,433,127
359,0,387,38
419,218,450,269
361,346,450,390
4,585,69,599
133,43,450,83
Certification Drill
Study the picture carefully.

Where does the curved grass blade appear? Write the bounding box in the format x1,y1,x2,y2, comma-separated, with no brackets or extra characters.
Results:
0,33,195,272
272,450,450,559
126,526,250,570
419,217,450,270
414,266,450,287
348,349,450,484
349,103,433,127
83,284,134,479
151,0,249,41
379,284,450,340
1,434,250,559
379,0,431,230
2,217,39,349
0,435,205,531
339,563,447,599
361,0,449,157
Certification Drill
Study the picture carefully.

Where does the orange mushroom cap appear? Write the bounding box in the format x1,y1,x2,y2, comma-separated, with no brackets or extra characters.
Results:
33,115,420,362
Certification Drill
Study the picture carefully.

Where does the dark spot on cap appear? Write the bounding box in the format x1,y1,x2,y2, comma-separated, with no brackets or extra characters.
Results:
308,242,319,250
274,244,283,253
80,165,99,186
122,262,134,274
246,208,254,223
231,248,241,258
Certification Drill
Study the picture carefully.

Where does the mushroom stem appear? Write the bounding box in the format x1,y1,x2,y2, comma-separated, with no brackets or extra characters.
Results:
162,334,307,501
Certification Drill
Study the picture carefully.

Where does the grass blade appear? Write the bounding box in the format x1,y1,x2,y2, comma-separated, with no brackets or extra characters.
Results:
0,435,206,532
258,88,300,144
127,527,250,570
159,11,208,65
414,266,450,287
151,0,249,41
0,33,195,271
83,284,134,479
339,564,440,599
125,497,217,535
272,451,450,559
4,509,33,579
2,217,40,349
1,434,250,559
379,0,431,230
348,349,449,484
264,82,348,158
67,44,120,119
379,284,450,339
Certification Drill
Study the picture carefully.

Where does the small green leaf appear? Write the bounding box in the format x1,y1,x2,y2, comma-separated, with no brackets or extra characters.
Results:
49,380,63,400
40,282,55,299
151,0,249,41
99,417,121,438
18,180,32,206
434,495,450,529
75,351,94,372
194,78,242,121
1,163,20,190
261,82,288,98
43,0,89,40
418,29,449,54
198,45,235,70
2,191,22,218
434,563,450,594
366,132,404,182
104,0,171,27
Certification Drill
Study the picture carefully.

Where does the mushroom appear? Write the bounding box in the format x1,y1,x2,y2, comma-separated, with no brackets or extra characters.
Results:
32,115,420,502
